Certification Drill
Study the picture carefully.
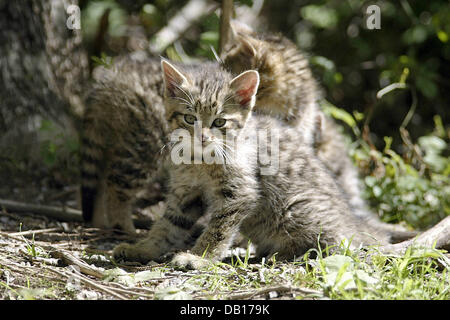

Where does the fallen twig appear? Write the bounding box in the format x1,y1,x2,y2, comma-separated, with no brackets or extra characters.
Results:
225,285,322,300
8,227,62,237
0,198,152,229
47,266,127,300
48,248,104,279
381,216,450,254
0,198,83,222
0,230,74,248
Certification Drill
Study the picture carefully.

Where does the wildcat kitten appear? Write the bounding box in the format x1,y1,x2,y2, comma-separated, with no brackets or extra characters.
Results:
113,60,391,268
80,52,170,233
221,22,414,238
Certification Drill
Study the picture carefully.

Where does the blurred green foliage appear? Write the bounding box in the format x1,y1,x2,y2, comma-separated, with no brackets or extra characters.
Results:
261,0,449,148
39,120,80,186
323,102,449,229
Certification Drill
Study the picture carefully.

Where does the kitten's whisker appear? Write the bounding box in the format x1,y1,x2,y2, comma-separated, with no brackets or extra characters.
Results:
179,102,193,108
223,92,239,105
172,96,193,107
214,144,230,167
173,82,195,105
161,141,177,154
216,142,234,165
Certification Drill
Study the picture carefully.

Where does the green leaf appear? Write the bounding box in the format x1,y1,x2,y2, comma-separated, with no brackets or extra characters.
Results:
103,268,134,286
134,270,164,282
17,288,54,300
437,30,448,43
310,56,335,71
353,111,364,122
322,255,354,273
418,136,446,154
154,286,192,300
236,0,253,7
416,75,438,99
300,5,338,29
402,25,428,44
354,270,378,285
364,176,377,187
103,268,164,286
200,31,219,45
91,53,113,68
322,103,357,129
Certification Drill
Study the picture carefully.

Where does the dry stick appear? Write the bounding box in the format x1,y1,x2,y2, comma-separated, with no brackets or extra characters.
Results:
46,262,154,299
51,265,150,299
108,281,155,294
1,239,143,299
0,198,152,229
219,0,234,54
0,198,83,222
98,283,153,299
47,267,127,300
0,231,96,275
381,216,450,254
148,0,218,54
225,285,322,300
48,248,104,279
0,232,71,249
8,227,62,237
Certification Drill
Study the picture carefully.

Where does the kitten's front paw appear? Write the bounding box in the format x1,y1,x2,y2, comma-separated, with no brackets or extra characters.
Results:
170,252,209,270
113,242,155,264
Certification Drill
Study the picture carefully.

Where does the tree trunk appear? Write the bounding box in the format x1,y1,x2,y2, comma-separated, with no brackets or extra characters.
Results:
0,0,89,132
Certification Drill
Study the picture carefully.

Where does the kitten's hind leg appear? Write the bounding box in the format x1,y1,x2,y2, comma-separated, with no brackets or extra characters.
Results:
105,187,136,234
102,152,152,233
86,176,136,233
90,177,109,229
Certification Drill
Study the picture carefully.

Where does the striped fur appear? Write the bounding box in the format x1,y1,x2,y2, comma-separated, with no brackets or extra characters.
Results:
80,52,169,232
113,62,396,267
221,22,415,240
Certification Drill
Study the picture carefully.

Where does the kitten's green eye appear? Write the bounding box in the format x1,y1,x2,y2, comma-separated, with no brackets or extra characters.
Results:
184,114,197,125
212,118,226,127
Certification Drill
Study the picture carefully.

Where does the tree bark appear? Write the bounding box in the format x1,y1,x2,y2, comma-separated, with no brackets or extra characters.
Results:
0,0,89,132
219,0,233,54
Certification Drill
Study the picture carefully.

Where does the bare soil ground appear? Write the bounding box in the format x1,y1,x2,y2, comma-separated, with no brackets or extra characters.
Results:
0,180,323,301
0,168,325,300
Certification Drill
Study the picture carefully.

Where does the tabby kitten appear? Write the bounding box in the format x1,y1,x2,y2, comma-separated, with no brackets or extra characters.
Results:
221,22,414,238
113,60,391,268
80,52,170,233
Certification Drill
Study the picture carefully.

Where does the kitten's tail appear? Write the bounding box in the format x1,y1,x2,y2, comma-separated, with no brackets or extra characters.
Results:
79,101,106,222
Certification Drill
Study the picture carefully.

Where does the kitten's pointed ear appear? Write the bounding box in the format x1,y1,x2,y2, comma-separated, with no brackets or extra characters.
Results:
229,70,260,109
225,20,256,57
230,20,255,38
238,36,257,57
228,21,257,57
161,59,189,97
